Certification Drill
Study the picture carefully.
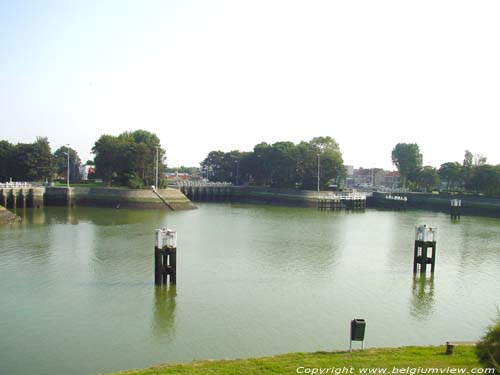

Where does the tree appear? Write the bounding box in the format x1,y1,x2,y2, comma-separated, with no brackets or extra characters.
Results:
439,162,462,192
310,136,345,188
92,130,165,188
467,165,500,196
200,151,227,182
0,140,14,181
391,143,423,188
199,136,345,190
54,146,82,181
476,311,500,372
417,166,440,192
463,150,487,191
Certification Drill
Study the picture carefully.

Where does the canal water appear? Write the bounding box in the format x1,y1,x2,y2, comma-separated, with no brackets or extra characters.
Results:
0,204,499,375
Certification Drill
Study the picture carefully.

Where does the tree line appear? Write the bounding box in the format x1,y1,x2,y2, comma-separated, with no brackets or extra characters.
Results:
0,137,81,183
0,129,165,188
92,130,165,188
392,143,500,196
200,136,346,189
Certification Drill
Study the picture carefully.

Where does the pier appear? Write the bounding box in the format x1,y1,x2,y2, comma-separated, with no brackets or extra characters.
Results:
317,192,366,211
0,183,44,209
413,225,437,275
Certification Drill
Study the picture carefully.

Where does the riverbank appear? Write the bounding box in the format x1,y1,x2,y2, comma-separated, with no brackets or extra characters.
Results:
103,346,481,375
0,204,20,224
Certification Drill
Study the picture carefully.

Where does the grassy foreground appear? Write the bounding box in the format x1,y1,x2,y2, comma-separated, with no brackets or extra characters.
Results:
104,346,484,375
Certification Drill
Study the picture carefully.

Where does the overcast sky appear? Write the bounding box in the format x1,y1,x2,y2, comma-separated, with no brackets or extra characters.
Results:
1,0,499,170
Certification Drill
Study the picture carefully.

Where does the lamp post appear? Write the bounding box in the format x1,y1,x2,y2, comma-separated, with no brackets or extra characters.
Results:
66,144,70,189
155,146,159,190
317,154,320,192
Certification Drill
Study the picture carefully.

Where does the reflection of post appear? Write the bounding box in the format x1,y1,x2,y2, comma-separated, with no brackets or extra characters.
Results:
411,274,435,319
152,285,176,338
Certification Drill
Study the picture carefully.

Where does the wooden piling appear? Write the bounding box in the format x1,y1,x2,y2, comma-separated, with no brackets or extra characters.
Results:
154,229,177,285
413,240,437,274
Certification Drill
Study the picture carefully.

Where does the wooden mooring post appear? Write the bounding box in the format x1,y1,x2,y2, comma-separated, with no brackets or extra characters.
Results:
450,199,461,220
413,225,437,274
154,228,177,285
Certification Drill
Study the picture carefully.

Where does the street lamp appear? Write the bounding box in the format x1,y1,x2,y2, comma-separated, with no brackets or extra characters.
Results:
155,146,159,190
66,144,70,189
317,154,320,192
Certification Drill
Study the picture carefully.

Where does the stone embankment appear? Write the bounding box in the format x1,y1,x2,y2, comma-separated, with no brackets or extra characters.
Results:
44,186,195,210
0,205,20,224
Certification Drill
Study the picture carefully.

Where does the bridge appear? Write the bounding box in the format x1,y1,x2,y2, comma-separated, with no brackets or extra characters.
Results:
0,182,44,209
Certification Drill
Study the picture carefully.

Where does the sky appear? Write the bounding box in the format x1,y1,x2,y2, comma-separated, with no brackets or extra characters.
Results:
1,0,499,170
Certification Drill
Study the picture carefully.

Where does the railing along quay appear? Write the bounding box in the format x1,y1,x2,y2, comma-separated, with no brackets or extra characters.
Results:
317,192,367,211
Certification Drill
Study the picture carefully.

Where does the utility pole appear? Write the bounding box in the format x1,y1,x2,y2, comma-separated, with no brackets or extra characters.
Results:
317,154,320,192
155,146,159,190
66,144,70,188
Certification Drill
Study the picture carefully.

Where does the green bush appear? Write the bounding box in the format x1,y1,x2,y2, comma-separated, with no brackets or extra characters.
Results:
476,311,500,372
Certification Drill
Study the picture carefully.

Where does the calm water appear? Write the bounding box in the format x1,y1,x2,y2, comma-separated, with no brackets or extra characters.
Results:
1,204,499,375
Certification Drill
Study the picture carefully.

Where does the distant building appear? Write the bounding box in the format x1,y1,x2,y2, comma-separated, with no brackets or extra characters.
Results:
383,171,401,188
348,167,401,188
79,165,95,181
166,172,191,181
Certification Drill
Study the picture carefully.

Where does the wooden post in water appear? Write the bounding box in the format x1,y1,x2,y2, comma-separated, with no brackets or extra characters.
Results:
413,225,437,274
154,228,177,285
450,199,461,220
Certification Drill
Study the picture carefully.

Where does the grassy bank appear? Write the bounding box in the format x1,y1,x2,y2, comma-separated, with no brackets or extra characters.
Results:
104,346,484,375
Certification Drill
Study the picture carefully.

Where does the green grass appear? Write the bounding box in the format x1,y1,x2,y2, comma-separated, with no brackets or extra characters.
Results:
103,346,484,375
53,181,105,188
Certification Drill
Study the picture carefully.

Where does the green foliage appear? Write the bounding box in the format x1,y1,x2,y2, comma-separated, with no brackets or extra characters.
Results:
417,166,440,192
0,140,15,181
439,162,463,191
476,311,500,372
0,137,54,182
391,143,422,188
92,130,165,187
54,146,81,181
107,346,479,375
467,165,500,196
200,136,345,189
166,166,199,176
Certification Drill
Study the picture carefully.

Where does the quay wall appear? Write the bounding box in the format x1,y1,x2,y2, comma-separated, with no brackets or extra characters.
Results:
44,187,195,210
181,185,321,207
372,191,500,218
232,186,319,207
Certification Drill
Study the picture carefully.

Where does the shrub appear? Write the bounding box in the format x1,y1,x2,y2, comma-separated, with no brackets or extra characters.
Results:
476,311,500,372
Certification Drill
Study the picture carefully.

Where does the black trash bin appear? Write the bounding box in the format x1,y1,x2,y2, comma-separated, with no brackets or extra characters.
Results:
351,319,366,341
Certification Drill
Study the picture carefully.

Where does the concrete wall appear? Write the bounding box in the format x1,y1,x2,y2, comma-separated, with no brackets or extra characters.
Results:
232,186,319,207
372,191,500,218
44,187,195,210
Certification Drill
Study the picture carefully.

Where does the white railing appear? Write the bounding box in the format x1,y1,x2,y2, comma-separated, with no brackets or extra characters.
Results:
176,181,233,187
318,192,367,200
0,182,32,188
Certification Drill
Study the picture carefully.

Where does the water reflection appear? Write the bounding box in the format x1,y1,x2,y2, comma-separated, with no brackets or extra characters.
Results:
17,207,168,226
410,274,435,320
152,286,177,338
